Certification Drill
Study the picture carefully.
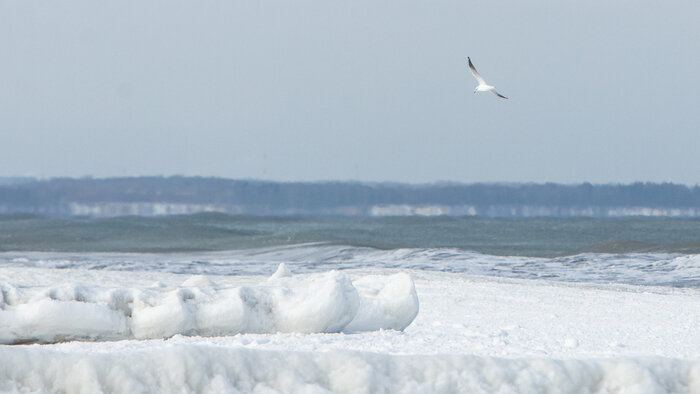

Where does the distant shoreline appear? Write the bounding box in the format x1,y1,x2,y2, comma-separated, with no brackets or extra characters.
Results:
1,176,699,218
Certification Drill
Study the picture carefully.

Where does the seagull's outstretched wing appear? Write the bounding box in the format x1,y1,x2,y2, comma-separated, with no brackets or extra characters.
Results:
467,57,486,85
491,90,508,99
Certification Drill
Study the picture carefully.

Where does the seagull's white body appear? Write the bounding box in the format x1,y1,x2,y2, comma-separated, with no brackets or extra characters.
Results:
468,57,508,99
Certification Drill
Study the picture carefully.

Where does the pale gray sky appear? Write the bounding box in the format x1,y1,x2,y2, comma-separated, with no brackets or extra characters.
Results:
1,1,699,184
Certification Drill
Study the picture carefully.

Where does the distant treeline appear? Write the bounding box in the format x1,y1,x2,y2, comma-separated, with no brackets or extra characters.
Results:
0,176,699,217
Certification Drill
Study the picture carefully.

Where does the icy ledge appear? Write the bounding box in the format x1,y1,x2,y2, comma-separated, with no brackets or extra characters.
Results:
1,345,698,393
0,265,419,344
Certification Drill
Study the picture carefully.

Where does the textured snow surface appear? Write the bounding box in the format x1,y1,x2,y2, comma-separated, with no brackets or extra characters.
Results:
2,344,699,394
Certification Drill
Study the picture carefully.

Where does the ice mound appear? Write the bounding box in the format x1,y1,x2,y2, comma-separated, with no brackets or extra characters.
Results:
0,266,419,344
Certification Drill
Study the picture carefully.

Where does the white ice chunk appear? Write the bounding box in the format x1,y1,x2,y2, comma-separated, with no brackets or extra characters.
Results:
273,271,359,333
181,275,217,288
194,287,248,336
131,288,198,339
0,271,419,344
345,273,419,332
269,263,293,279
0,283,22,307
12,299,129,343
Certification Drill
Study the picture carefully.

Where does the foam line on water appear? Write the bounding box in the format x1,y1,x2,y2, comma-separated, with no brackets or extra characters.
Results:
2,245,699,287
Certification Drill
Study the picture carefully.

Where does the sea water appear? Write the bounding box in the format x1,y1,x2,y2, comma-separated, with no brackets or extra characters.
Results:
2,214,699,287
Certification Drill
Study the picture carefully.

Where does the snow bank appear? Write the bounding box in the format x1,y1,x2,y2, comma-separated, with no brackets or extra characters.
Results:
0,267,418,344
1,344,698,393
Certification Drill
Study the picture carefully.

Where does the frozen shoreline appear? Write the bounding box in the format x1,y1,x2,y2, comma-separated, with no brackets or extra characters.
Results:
1,266,699,357
1,265,699,392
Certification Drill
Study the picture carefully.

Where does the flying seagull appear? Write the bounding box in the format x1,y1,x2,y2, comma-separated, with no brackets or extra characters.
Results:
468,57,508,99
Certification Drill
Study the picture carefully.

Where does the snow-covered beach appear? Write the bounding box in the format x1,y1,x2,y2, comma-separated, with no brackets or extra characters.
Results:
2,250,699,392
3,0,700,389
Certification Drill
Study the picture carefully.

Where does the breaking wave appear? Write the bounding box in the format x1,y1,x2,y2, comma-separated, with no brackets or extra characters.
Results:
3,244,700,288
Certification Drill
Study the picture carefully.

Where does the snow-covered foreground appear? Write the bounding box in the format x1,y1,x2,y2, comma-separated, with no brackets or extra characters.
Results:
1,266,700,393
2,344,698,393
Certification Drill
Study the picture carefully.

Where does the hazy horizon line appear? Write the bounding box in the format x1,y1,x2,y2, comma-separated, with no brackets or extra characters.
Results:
2,175,699,188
